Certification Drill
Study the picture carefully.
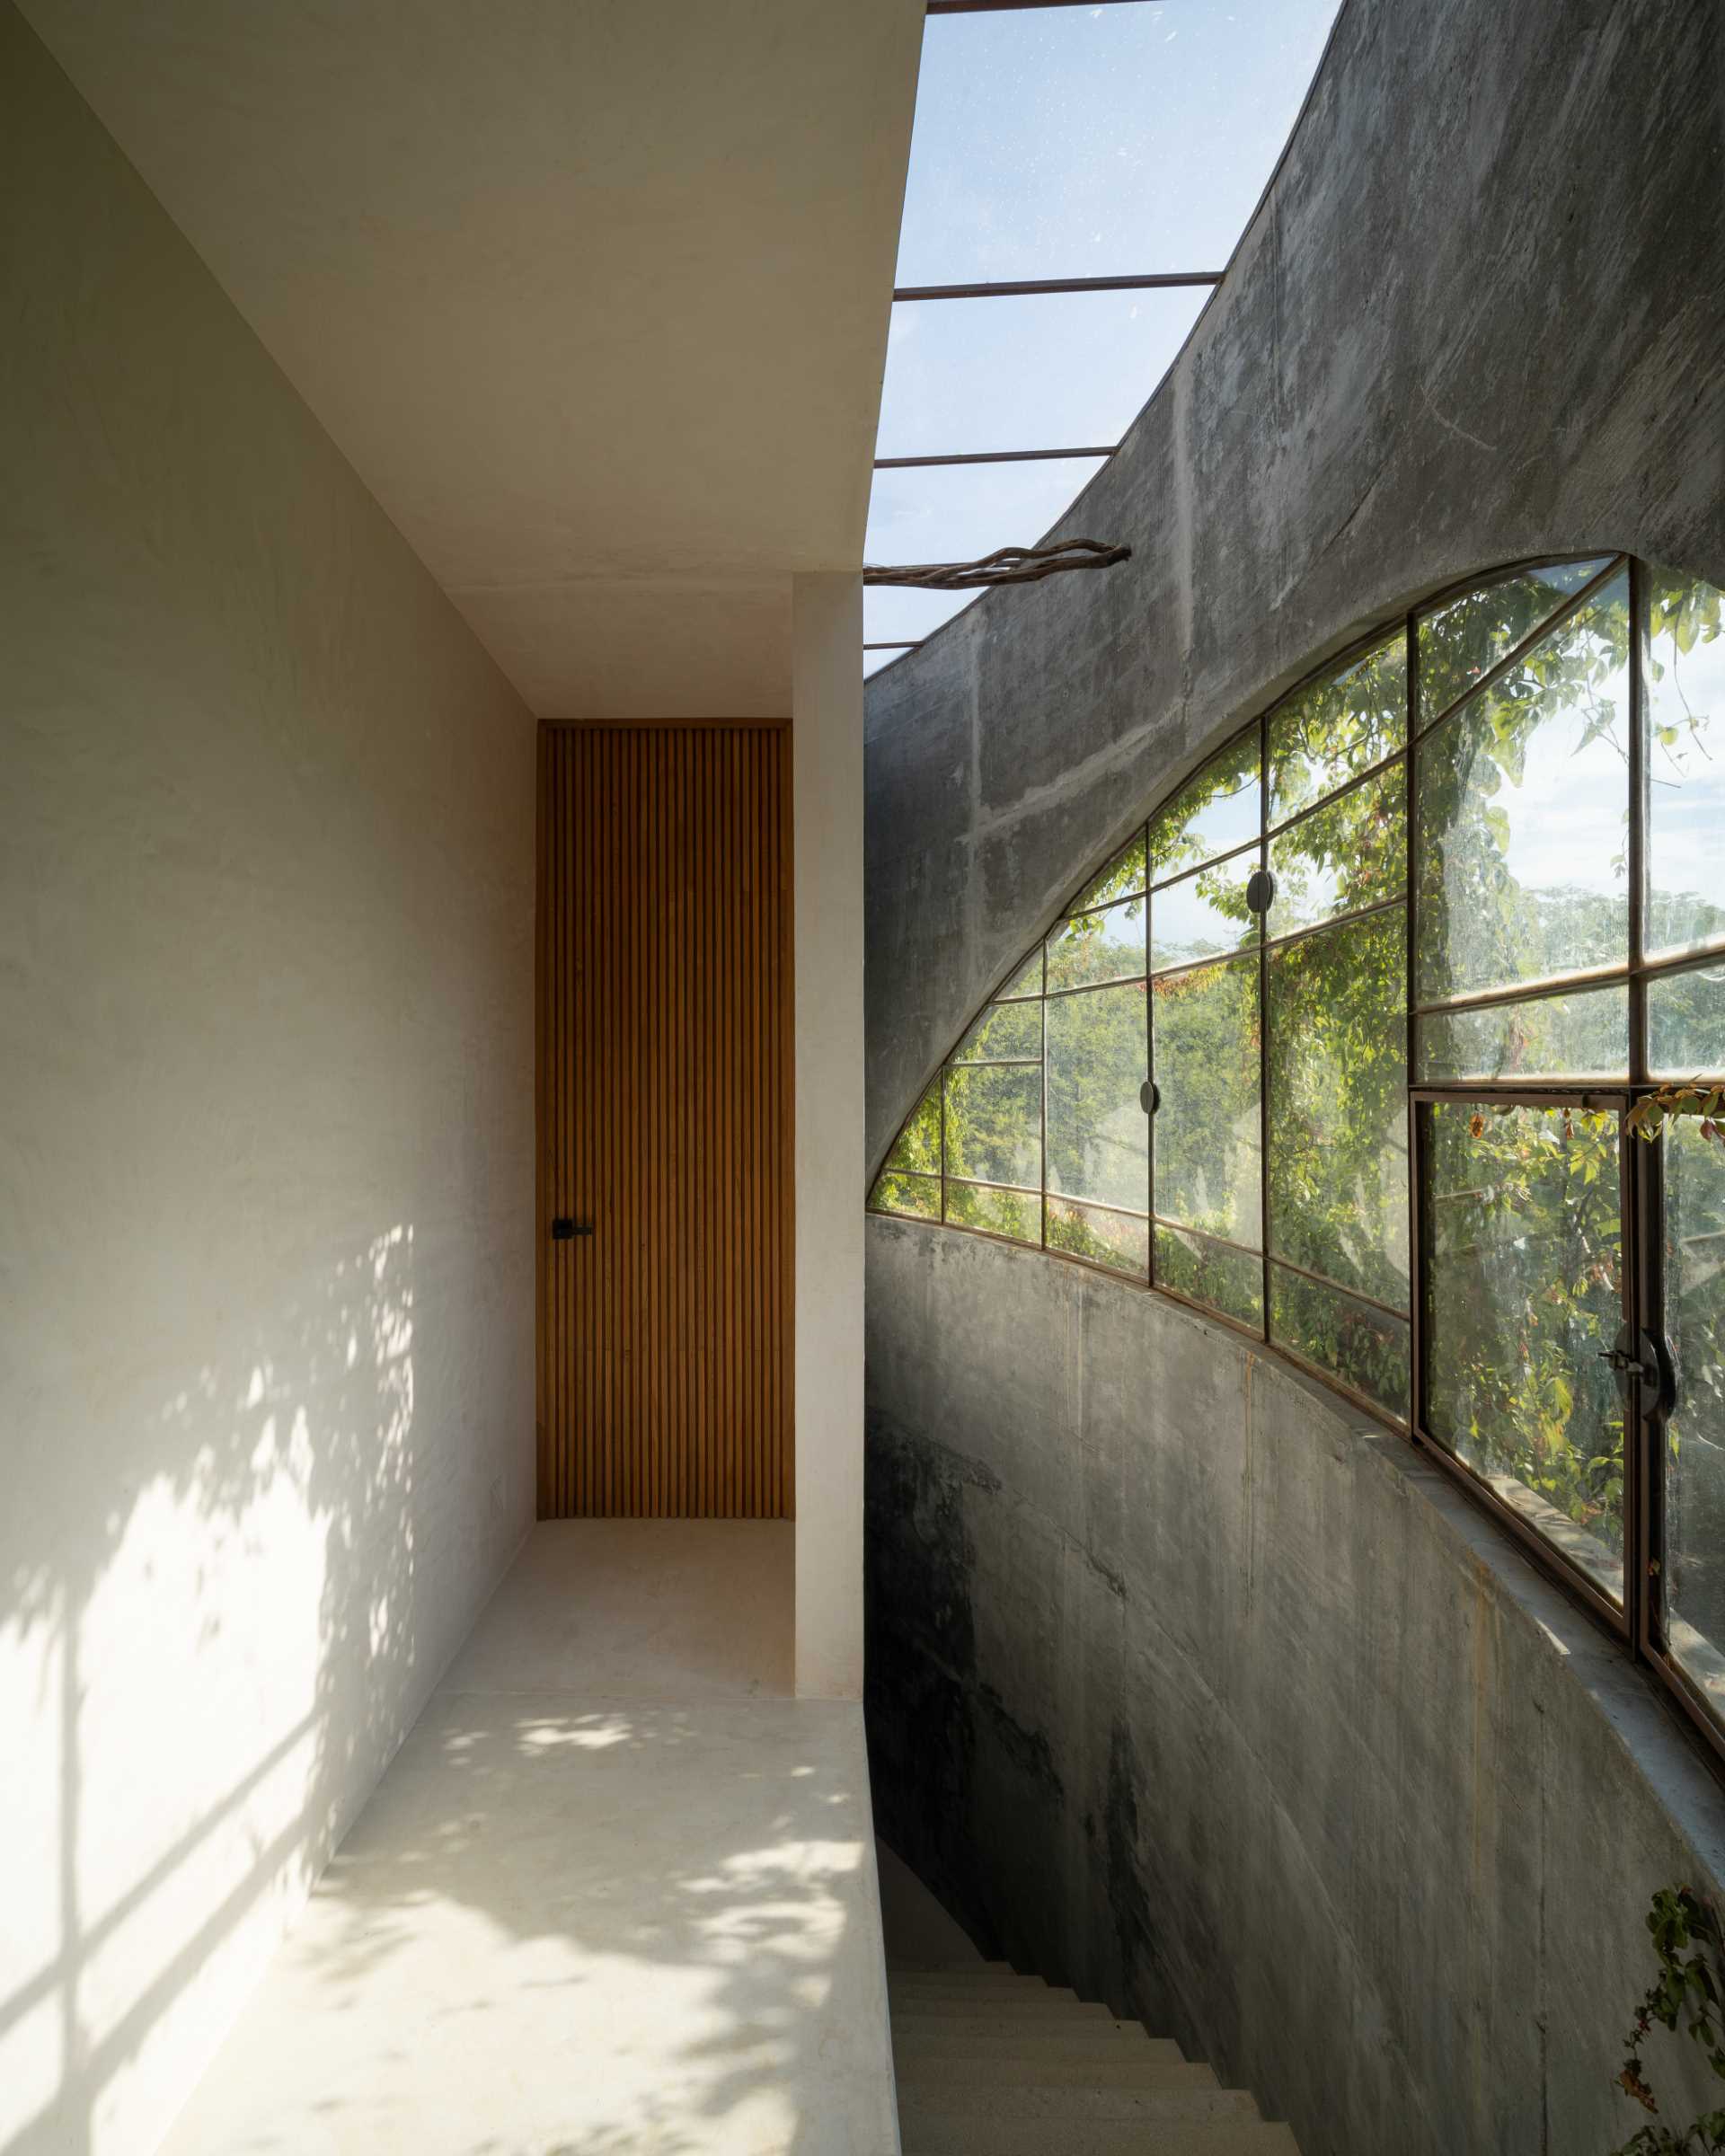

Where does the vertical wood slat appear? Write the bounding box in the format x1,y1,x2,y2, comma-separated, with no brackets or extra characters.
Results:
535,723,793,1517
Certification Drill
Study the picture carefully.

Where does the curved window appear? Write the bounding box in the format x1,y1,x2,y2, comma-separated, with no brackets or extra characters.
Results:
871,554,1725,1754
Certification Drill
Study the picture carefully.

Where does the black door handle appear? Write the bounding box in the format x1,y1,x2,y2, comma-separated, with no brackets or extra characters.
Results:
551,1217,593,1241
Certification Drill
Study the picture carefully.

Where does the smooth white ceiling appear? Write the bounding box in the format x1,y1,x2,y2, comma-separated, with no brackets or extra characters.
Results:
22,0,924,715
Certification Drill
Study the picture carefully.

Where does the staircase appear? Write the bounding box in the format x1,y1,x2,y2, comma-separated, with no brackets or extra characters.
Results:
889,1962,1301,2155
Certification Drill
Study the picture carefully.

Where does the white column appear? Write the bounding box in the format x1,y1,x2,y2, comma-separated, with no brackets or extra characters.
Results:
792,571,865,1699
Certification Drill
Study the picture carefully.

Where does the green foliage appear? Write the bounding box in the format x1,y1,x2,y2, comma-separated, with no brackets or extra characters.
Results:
1415,572,1632,1004
1611,1886,1725,2155
1267,907,1407,1309
1047,983,1147,1213
1418,556,1610,719
1149,729,1261,879
1426,1101,1623,1565
1153,955,1261,1248
1269,631,1406,822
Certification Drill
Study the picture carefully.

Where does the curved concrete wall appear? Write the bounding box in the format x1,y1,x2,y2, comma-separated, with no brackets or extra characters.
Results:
865,0,1725,1173
862,0,1725,2149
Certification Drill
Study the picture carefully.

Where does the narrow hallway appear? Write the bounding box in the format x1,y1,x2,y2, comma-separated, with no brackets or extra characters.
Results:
161,1524,897,2154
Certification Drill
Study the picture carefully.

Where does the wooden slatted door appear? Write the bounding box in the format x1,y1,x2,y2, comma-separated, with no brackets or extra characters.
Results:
536,723,793,1517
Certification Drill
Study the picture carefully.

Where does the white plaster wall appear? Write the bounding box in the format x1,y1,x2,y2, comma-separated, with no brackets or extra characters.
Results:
792,574,866,1700
0,13,536,2152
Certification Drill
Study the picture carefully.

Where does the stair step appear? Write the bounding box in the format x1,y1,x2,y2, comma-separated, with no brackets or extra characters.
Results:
899,2120,1299,2155
896,2058,1219,2091
891,1991,1110,2016
900,2085,1261,2125
894,2032,1178,2063
897,2009,1181,2044
894,2004,1152,2029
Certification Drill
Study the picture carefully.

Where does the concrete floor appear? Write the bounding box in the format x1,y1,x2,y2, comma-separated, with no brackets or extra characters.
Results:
161,1521,898,2156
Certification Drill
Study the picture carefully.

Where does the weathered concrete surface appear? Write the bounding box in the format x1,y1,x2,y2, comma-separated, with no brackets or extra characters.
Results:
865,0,1725,1170
866,1220,1725,2155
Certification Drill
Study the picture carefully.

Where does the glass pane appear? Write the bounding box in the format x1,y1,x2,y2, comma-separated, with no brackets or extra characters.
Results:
885,1080,942,1176
1663,1116,1725,1715
1072,830,1147,912
1151,852,1259,972
1414,570,1631,1004
1423,1101,1624,1601
872,1171,941,1222
864,583,972,650
1047,983,1148,1210
1267,910,1408,1307
953,1000,1042,1065
1417,984,1629,1083
1646,569,1725,960
875,288,1207,460
1152,954,1261,1249
1268,632,1408,824
1149,729,1261,879
1268,767,1405,938
1154,1222,1262,1327
895,3,1341,284
1650,959,1725,1079
946,1180,1040,1244
1048,1197,1149,1278
1416,557,1614,721
1269,1265,1410,1419
1047,895,1146,991
997,949,1043,1001
942,1064,1041,1191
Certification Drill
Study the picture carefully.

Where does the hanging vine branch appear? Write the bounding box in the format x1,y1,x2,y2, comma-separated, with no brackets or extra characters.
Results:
863,537,1132,590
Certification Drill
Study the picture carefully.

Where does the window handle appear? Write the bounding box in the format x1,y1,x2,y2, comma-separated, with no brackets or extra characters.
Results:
1597,1328,1671,1415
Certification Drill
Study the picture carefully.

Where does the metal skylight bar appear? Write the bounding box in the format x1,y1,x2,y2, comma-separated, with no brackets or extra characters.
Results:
873,446,1115,469
893,271,1222,299
927,1,1159,14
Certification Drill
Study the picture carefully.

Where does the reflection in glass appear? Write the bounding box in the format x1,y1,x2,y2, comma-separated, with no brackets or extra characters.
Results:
953,1000,1042,1065
1151,853,1259,972
1417,557,1614,721
1423,1101,1623,1601
1072,830,1147,912
1663,1117,1725,1714
1149,729,1261,879
1269,1264,1410,1418
1414,572,1631,1004
1154,1222,1262,1327
946,1180,1040,1244
997,949,1044,1001
1646,568,1725,959
1268,768,1405,938
1650,960,1725,1079
1269,632,1407,823
884,1079,942,1176
1417,985,1629,1083
872,1172,941,1222
1047,983,1147,1211
943,1064,1041,1192
1152,955,1261,1250
1047,895,1146,991
1048,1197,1149,1278
1267,910,1408,1306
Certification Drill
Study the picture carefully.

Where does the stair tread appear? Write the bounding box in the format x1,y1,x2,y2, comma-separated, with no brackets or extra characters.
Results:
899,2124,1298,2155
899,2087,1260,2125
896,2058,1219,2090
894,2033,1178,2056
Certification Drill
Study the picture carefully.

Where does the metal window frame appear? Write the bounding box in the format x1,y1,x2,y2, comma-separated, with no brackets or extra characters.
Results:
865,547,1725,1777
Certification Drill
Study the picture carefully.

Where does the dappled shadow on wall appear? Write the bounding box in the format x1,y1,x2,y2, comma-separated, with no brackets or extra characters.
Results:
0,1226,421,2156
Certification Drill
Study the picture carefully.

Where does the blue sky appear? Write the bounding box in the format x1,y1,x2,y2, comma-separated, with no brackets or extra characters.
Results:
865,0,1344,667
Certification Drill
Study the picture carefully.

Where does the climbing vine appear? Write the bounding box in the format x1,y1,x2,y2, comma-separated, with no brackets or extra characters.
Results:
1613,1886,1725,2154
